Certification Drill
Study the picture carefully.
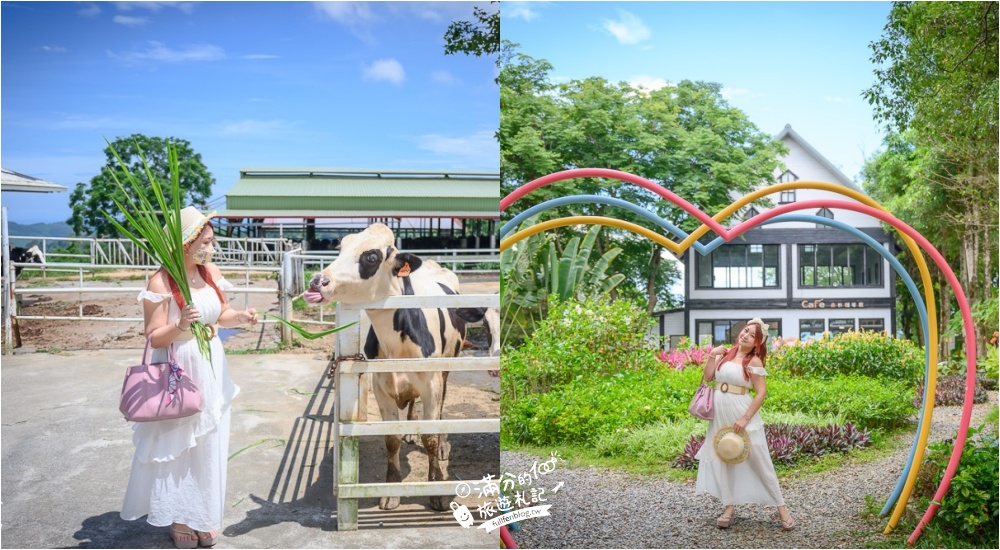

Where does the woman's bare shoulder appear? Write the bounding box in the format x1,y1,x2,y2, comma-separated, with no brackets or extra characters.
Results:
146,270,171,294
749,356,764,368
206,262,224,281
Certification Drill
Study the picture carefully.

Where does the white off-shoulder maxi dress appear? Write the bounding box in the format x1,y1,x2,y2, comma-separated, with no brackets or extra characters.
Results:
121,281,240,532
695,360,785,506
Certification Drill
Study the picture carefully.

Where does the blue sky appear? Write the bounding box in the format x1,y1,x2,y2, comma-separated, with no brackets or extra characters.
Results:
1,1,499,225
501,0,893,184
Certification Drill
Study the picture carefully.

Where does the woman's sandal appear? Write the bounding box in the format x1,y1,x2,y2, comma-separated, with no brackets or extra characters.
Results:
771,511,796,530
196,530,219,547
168,526,199,549
716,513,735,529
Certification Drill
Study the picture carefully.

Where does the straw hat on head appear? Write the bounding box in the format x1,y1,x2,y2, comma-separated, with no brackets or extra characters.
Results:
177,206,217,246
714,426,751,464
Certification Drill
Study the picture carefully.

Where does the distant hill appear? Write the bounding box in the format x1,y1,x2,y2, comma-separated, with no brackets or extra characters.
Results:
8,221,75,238
6,221,79,248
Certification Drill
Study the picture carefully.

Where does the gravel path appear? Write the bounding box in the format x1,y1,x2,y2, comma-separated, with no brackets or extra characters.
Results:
501,392,997,549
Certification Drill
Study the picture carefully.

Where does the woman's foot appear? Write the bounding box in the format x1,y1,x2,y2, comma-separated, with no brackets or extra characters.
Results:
716,507,736,529
168,525,199,549
774,506,795,531
196,530,218,547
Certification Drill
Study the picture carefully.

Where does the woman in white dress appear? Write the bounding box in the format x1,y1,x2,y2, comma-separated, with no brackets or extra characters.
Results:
120,207,258,548
695,318,795,531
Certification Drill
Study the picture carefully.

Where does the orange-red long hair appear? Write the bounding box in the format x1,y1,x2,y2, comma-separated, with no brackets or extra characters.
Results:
163,264,227,311
718,323,768,381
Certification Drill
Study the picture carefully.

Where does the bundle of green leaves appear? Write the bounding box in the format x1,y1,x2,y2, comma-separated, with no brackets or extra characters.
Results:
102,142,212,360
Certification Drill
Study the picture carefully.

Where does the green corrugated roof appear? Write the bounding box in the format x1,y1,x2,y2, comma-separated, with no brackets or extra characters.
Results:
220,168,499,218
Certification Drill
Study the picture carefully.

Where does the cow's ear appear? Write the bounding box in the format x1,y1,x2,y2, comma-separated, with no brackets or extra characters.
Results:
392,253,422,277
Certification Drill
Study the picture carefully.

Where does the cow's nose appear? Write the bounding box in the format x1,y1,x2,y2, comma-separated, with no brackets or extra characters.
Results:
309,273,329,291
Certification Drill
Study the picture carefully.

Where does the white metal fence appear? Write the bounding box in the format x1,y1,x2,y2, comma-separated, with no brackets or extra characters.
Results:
2,247,499,354
331,293,501,531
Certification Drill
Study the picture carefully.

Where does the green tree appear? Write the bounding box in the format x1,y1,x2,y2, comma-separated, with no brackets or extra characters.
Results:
863,1,998,355
443,1,499,82
68,135,215,237
500,44,786,312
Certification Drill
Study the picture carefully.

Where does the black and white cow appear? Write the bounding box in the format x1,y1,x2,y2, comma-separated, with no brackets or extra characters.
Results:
9,246,45,276
304,223,486,512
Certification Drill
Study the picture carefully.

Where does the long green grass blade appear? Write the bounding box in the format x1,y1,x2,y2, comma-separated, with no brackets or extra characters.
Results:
259,312,358,340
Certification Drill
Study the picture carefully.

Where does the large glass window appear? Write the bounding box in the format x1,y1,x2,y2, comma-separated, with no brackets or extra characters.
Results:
860,318,885,333
799,244,882,287
697,244,780,288
829,319,856,334
696,319,781,346
799,319,825,341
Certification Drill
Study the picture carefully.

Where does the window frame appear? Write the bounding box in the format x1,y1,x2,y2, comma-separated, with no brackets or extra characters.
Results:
798,243,883,288
696,244,781,289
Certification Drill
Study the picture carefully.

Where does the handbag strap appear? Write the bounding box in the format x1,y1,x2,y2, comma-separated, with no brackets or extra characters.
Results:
142,335,178,366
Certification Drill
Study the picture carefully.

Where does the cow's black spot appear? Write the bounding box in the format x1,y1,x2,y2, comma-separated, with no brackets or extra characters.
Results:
364,326,380,359
453,339,461,357
436,282,479,339
484,315,495,351
358,248,384,280
393,308,437,357
437,309,447,353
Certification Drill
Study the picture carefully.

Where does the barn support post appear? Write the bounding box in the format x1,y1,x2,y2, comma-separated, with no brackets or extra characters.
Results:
2,206,12,355
334,303,365,531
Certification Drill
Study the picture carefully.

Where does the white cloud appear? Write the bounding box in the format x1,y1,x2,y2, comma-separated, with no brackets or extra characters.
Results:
630,76,671,92
363,59,405,85
432,70,457,84
721,87,750,100
413,130,497,159
603,11,651,45
114,15,150,26
114,2,197,14
41,45,68,53
242,54,280,60
505,2,540,21
220,119,294,137
313,1,376,25
109,41,226,64
77,4,101,17
823,96,846,104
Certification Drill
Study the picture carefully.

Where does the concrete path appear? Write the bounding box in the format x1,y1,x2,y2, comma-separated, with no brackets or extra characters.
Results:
1,349,499,549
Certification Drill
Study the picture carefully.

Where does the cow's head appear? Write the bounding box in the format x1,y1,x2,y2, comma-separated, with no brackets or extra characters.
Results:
304,223,422,304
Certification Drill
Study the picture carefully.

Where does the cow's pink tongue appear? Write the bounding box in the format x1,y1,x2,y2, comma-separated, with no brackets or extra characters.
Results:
303,289,324,304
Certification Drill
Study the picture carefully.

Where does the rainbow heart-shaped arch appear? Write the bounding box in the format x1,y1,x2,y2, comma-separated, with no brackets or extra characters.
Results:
501,168,977,544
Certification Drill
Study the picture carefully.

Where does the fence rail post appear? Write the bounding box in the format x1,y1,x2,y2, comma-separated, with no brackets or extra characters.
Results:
334,303,364,531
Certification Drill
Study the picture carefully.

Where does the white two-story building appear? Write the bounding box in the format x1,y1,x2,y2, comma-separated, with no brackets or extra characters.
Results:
653,124,896,348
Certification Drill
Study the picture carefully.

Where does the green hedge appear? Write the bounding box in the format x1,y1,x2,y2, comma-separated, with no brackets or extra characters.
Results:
768,330,924,385
502,366,916,447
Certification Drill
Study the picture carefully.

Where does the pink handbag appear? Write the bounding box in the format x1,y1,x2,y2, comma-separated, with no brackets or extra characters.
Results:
119,336,203,422
688,383,714,420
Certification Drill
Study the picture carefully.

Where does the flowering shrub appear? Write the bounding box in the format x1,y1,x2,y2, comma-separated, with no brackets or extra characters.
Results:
673,422,872,469
915,375,989,407
655,345,712,370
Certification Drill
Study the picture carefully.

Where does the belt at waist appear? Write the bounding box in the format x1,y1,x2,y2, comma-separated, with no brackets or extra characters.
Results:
717,382,750,395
